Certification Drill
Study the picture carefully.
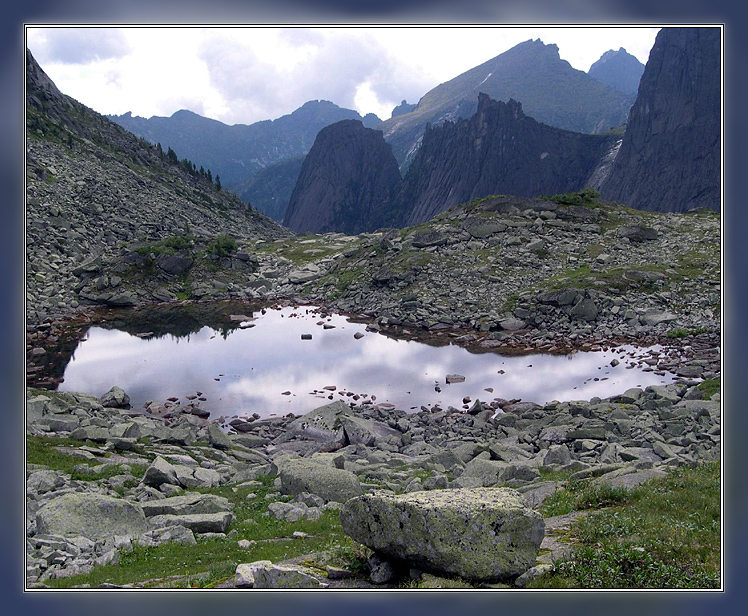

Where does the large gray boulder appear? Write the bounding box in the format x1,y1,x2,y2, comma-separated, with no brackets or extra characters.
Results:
35,493,148,540
339,488,544,581
286,400,348,445
277,456,362,503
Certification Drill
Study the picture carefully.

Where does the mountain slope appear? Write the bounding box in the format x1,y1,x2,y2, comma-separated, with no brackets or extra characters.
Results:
109,102,382,194
380,39,635,170
234,156,306,222
282,120,402,234
26,49,289,325
600,27,721,213
588,48,646,95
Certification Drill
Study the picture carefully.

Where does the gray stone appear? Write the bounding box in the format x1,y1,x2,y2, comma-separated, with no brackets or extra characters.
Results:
340,488,545,581
543,444,571,467
278,456,362,503
35,493,148,540
617,225,658,242
141,456,179,488
100,386,130,408
140,492,232,517
156,253,193,276
640,309,678,326
267,501,321,522
207,423,232,449
147,512,234,534
287,400,348,445
235,560,328,589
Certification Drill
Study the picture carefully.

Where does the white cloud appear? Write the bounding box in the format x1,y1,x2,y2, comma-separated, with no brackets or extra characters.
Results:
26,25,660,125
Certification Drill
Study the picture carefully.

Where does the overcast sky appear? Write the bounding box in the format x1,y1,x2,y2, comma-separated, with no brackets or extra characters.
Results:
26,26,660,126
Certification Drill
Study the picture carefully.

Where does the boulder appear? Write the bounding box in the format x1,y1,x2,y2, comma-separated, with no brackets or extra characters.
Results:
100,386,130,408
340,488,544,581
35,493,148,540
277,456,362,503
286,400,348,445
141,456,179,488
147,512,234,534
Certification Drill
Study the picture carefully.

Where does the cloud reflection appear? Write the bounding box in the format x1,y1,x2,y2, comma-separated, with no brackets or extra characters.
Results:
59,306,676,419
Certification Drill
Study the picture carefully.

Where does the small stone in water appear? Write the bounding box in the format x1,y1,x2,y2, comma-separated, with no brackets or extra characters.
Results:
446,374,465,384
301,334,312,340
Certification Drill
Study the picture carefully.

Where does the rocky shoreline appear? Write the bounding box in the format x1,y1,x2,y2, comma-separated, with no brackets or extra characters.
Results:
26,360,720,588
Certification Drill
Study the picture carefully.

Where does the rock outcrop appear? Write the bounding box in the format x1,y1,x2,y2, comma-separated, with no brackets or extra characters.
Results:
282,120,402,234
394,95,618,227
600,27,721,212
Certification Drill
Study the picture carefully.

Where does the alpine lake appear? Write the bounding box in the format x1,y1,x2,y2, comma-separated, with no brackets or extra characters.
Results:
32,300,683,428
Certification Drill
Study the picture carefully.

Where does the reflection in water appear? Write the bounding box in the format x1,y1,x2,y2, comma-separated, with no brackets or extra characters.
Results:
59,305,677,420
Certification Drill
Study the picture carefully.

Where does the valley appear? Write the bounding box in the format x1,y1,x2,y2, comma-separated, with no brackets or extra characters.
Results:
24,26,722,591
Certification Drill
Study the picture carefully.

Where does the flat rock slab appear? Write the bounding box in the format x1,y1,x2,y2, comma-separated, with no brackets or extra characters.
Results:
140,492,233,517
235,560,328,589
278,456,362,503
35,493,148,540
339,487,544,581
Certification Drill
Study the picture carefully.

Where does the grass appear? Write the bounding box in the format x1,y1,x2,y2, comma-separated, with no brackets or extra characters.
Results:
27,435,148,480
667,327,708,339
697,378,720,398
41,471,368,589
530,462,721,589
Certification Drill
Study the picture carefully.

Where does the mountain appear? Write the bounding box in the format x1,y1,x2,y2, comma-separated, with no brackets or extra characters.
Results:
394,94,618,226
108,101,382,194
588,48,646,95
282,120,402,234
284,94,618,233
600,27,721,213
233,156,306,222
380,39,636,170
26,49,289,325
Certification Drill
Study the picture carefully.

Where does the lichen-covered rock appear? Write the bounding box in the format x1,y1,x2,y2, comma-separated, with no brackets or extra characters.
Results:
35,493,148,540
277,456,362,503
339,487,544,581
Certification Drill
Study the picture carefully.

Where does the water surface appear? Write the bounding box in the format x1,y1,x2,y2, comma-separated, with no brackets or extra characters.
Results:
59,305,677,420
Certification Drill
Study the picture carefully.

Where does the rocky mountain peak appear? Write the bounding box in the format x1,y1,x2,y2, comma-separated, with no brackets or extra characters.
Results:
282,120,402,234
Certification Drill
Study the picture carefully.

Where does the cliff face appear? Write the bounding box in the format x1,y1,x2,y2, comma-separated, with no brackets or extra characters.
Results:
600,27,721,213
282,120,402,234
395,94,617,227
588,48,645,95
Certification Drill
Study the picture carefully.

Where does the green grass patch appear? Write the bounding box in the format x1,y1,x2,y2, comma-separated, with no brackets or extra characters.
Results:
667,327,708,339
26,435,148,481
531,462,721,589
43,475,367,589
697,378,720,398
540,480,633,518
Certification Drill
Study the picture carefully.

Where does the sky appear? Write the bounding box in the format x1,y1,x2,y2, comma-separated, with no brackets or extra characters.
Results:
25,26,660,126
